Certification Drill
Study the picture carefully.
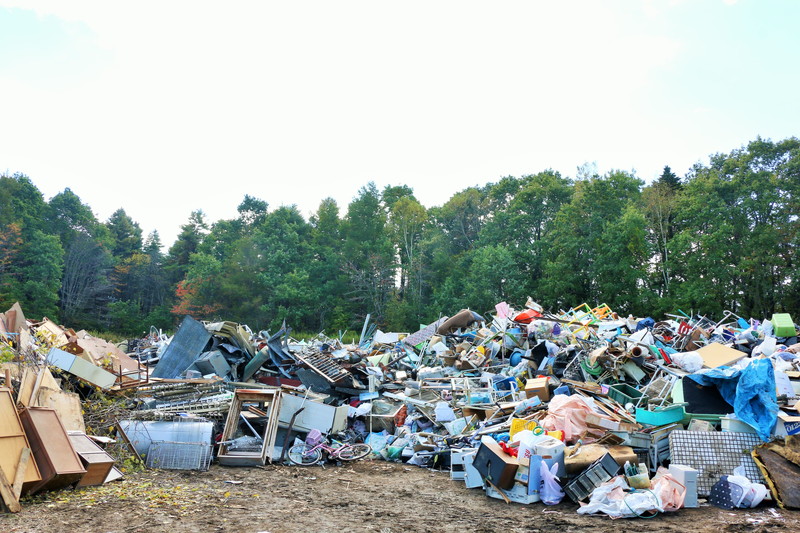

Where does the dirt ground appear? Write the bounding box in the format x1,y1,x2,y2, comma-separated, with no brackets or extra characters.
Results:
3,460,799,533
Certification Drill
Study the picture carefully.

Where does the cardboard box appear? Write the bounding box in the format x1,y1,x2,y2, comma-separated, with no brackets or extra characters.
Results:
585,413,620,431
774,411,800,437
565,444,637,475
525,377,550,402
473,437,518,490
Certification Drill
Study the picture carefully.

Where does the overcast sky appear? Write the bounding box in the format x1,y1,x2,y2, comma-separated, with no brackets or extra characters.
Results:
1,1,798,247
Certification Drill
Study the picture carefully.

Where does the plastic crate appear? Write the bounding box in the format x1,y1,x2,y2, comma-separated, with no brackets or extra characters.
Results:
635,405,686,426
772,313,795,337
305,429,324,446
564,452,621,502
608,383,644,406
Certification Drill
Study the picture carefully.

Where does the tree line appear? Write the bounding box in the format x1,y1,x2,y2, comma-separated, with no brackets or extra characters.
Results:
1,136,798,336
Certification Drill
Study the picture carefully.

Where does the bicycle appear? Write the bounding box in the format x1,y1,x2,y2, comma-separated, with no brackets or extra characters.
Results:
287,429,372,466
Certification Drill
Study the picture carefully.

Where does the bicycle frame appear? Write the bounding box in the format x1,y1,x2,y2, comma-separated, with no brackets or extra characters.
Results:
300,439,354,461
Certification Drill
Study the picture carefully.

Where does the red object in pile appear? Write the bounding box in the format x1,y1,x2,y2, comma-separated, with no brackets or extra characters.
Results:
498,440,518,457
513,309,542,324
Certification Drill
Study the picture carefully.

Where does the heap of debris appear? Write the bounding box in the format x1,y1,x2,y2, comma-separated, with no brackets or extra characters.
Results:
1,299,799,518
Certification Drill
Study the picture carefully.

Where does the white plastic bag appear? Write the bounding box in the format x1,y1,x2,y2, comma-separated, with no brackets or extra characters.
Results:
434,401,456,422
729,466,769,508
577,477,664,518
539,461,564,505
671,351,703,373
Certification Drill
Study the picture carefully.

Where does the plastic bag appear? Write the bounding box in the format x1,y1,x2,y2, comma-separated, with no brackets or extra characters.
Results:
434,401,456,422
649,468,686,511
730,466,769,508
577,477,664,518
539,461,564,505
671,351,703,373
541,394,598,443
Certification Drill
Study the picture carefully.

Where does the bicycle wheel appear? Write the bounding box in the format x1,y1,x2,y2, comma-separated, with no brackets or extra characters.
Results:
337,443,372,461
287,444,323,466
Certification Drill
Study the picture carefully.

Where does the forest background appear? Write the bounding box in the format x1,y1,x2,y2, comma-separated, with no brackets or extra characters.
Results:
1,136,798,337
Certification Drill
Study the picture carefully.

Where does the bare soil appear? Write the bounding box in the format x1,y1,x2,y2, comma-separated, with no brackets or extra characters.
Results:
3,461,799,533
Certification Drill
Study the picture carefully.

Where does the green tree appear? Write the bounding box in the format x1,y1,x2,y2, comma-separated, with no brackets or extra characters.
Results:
13,230,64,318
540,170,643,310
658,165,681,190
166,210,208,284
670,137,800,317
342,183,395,325
309,198,348,330
106,208,143,259
0,173,48,234
478,171,573,297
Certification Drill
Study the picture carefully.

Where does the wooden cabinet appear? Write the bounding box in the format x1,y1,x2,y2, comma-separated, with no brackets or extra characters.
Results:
19,407,85,493
0,388,41,495
67,432,115,487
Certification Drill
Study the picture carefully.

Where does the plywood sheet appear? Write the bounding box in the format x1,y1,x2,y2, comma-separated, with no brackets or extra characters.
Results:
696,342,746,369
4,302,27,335
34,319,68,347
73,331,142,373
16,367,61,407
34,387,86,432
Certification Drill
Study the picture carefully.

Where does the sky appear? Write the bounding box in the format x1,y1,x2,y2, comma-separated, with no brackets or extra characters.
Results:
1,1,799,247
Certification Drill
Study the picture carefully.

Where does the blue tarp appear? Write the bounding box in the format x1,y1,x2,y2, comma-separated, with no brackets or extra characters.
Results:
686,358,778,441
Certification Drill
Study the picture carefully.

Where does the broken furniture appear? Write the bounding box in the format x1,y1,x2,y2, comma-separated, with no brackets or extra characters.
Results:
0,388,42,499
217,388,282,466
67,431,115,487
18,407,85,493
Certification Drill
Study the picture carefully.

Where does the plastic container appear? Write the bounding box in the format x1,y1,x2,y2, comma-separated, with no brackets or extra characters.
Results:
534,437,565,477
608,383,644,406
635,405,686,426
720,415,757,434
553,385,571,396
611,431,650,448
772,313,795,337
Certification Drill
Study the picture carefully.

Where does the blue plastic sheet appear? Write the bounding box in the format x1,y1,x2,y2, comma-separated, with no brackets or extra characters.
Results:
636,317,655,331
687,359,777,441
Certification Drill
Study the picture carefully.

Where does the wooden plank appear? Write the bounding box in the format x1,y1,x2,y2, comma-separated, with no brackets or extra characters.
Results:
0,464,20,513
114,420,143,464
696,342,746,369
11,448,30,500
29,369,46,407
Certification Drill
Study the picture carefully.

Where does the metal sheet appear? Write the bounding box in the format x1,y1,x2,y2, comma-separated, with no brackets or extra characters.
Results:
117,420,214,456
151,316,212,379
46,348,117,389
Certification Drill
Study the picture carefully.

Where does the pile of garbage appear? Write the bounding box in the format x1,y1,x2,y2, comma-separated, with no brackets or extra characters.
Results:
1,298,799,517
